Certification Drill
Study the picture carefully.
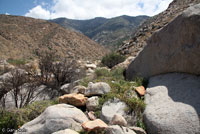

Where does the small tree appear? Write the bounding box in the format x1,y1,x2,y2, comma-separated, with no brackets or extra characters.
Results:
0,69,40,108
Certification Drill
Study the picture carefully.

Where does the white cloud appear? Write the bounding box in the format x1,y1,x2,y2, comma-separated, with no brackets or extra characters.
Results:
25,5,51,19
25,0,173,20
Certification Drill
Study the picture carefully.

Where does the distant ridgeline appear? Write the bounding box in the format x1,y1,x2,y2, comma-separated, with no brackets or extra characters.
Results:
49,15,149,47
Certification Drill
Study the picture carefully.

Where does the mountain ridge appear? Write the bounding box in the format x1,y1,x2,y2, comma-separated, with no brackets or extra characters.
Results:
50,15,149,47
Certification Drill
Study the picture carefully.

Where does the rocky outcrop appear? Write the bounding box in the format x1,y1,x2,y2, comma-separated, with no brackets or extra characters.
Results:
59,93,87,107
126,4,200,80
85,82,111,96
16,104,89,134
144,73,200,134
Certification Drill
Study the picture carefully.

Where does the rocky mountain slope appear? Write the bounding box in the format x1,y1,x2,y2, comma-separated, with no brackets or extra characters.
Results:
0,15,108,61
118,0,200,56
50,15,149,47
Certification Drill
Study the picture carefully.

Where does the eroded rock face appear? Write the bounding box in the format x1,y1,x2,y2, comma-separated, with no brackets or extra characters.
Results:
126,4,200,80
144,73,200,134
85,82,111,96
16,104,88,134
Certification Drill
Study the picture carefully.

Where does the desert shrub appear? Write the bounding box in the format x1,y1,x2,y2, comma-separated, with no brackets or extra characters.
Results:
111,68,124,80
0,110,22,134
38,51,84,92
101,52,125,68
134,77,149,88
95,68,111,78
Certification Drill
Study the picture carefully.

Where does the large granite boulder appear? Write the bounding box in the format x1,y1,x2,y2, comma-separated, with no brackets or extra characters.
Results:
144,73,200,134
16,104,89,134
126,4,200,80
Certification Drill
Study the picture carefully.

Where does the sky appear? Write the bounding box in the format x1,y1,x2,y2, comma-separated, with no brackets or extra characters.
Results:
0,0,173,20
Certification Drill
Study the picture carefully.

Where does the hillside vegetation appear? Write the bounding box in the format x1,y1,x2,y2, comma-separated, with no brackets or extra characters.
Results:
0,15,108,61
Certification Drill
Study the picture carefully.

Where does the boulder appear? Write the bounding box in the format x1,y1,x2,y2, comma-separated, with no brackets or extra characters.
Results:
110,114,127,126
59,93,87,107
16,104,88,134
105,125,136,134
60,83,70,93
100,98,128,124
126,4,200,80
112,56,135,70
144,73,200,134
85,82,111,96
87,68,95,74
52,129,79,134
85,64,97,69
87,111,96,120
86,96,99,111
82,119,108,132
129,127,146,134
72,85,87,94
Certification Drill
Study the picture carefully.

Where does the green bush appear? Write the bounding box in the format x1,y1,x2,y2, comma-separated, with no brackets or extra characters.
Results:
95,68,111,78
0,111,23,134
101,52,125,68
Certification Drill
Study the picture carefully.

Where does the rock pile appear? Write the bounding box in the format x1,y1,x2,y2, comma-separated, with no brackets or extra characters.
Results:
16,80,146,134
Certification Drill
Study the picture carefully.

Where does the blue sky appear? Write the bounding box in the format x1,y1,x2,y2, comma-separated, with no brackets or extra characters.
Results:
0,0,173,20
0,0,53,15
